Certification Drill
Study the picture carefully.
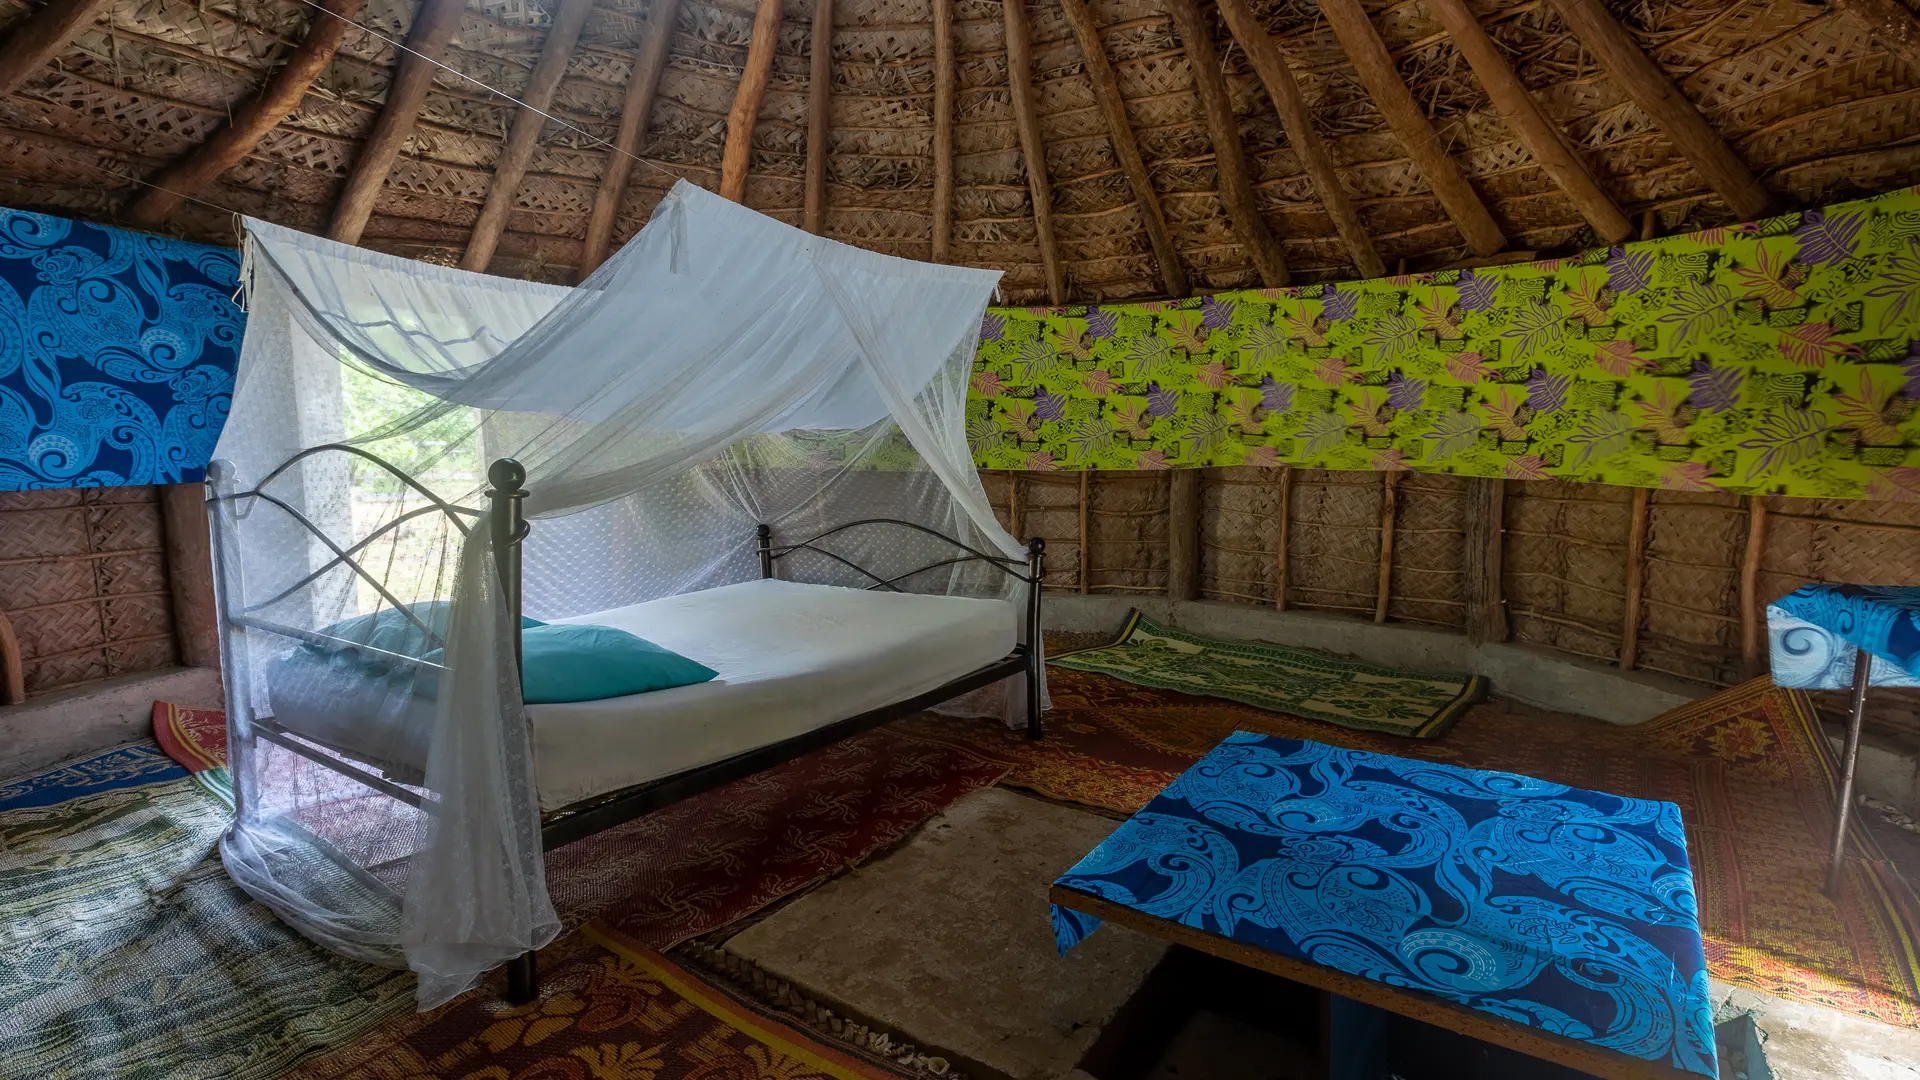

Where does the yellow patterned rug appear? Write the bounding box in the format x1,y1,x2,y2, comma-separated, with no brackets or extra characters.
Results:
1049,609,1486,738
0,743,413,1080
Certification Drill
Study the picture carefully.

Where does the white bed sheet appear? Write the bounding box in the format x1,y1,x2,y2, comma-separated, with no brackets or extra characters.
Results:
529,579,1017,811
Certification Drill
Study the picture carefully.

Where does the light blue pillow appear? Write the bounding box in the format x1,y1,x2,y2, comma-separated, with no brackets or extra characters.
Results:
314,602,542,662
425,623,717,704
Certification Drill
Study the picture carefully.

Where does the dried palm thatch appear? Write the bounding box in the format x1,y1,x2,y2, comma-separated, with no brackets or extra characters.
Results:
0,0,1913,299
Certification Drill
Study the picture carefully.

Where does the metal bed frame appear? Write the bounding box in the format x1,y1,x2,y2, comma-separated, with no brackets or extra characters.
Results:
208,449,1045,1004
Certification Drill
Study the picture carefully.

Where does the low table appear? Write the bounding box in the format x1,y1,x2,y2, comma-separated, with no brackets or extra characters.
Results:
1767,583,1920,894
1049,732,1716,1080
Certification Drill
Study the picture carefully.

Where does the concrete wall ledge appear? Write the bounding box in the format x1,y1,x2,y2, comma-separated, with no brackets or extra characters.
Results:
0,666,221,780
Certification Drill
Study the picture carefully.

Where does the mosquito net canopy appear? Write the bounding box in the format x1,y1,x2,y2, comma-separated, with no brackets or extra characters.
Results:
213,180,1026,1009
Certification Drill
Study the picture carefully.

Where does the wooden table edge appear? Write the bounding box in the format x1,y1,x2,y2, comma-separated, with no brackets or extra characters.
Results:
1048,883,1701,1080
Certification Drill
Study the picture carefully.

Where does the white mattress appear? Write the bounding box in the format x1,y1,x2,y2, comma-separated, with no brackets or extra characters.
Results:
529,579,1016,811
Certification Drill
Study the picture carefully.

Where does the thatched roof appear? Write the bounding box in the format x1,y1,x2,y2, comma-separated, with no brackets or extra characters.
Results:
0,0,1914,302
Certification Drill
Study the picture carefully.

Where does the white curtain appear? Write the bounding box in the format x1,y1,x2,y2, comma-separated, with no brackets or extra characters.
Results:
214,181,1026,1009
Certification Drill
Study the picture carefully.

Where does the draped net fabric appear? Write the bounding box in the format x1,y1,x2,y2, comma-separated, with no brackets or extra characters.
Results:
213,180,1031,1009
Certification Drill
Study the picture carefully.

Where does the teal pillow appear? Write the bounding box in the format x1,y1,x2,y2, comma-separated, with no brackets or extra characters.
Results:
424,623,717,704
315,602,542,662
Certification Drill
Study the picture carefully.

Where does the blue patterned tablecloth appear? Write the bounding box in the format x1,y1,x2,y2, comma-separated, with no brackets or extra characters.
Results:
1051,732,1716,1077
1769,584,1920,689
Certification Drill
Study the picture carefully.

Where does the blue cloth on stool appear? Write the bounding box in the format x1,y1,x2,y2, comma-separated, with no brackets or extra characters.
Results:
1769,584,1920,688
1051,732,1716,1078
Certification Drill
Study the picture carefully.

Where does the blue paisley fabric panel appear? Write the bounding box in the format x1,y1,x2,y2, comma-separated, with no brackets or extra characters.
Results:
0,207,243,489
1767,606,1920,689
1770,584,1920,681
1051,732,1716,1078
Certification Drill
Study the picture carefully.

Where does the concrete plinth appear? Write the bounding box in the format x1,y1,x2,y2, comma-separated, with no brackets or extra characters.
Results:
724,788,1168,1080
0,665,220,778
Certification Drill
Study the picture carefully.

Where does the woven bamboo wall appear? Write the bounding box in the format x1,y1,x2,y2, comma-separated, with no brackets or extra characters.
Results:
986,467,1920,744
0,486,179,695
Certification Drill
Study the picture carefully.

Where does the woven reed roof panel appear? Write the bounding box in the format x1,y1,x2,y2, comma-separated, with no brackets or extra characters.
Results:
0,0,1917,290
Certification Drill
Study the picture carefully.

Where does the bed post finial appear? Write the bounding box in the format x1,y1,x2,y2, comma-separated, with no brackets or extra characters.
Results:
1025,536,1045,741
756,524,774,579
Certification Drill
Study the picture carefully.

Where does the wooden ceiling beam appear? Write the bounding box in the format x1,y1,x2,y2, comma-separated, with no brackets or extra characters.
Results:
124,0,364,227
1546,0,1770,221
579,0,683,277
459,0,593,272
1166,0,1288,287
0,0,115,98
719,0,783,204
330,0,465,245
803,0,834,234
1217,0,1383,280
1004,0,1067,303
1425,0,1633,243
1315,0,1504,257
1060,0,1187,297
931,0,954,262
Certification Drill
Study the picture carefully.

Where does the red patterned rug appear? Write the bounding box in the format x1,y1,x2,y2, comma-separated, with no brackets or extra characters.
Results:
153,703,1010,954
288,926,914,1079
903,669,1920,1029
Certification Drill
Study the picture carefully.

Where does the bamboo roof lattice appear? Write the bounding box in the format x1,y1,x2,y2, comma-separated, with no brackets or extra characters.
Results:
0,0,1916,302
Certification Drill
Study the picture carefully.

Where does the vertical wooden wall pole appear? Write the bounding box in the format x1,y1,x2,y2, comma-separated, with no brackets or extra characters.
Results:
1462,477,1507,643
0,611,23,705
1078,470,1091,594
1740,495,1769,679
1374,471,1399,624
159,483,220,670
1008,472,1024,540
1619,487,1651,671
1168,469,1201,601
1274,466,1293,611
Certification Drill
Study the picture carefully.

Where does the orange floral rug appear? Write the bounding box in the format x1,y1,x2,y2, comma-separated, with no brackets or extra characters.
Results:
903,668,1920,1029
289,925,912,1079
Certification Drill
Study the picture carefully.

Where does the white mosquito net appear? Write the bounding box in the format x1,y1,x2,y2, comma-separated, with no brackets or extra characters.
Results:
210,180,1035,1009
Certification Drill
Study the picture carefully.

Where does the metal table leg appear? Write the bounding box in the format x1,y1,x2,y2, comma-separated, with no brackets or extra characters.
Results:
1825,648,1873,897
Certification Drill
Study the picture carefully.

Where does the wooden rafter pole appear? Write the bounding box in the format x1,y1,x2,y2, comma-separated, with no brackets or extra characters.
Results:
1424,0,1633,243
720,0,784,204
1166,0,1289,287
1004,0,1067,303
579,0,683,276
1833,0,1920,79
460,0,594,272
1217,0,1384,280
1619,487,1650,670
330,0,466,245
803,0,834,234
1058,0,1187,297
0,0,115,98
1546,0,1770,220
125,0,366,227
1315,0,1504,257
931,0,955,262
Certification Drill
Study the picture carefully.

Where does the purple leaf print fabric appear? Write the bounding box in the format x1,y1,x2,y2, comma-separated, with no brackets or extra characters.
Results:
1147,382,1181,418
1687,359,1745,413
1387,372,1427,411
1322,284,1359,323
1607,247,1654,294
1200,295,1237,329
1794,209,1865,266
1904,340,1920,399
980,312,1006,342
1456,270,1498,312
1086,307,1118,340
1260,375,1294,413
1527,369,1571,413
1034,390,1067,421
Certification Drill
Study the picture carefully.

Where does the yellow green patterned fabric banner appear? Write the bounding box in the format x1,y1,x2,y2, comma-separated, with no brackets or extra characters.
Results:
967,186,1920,500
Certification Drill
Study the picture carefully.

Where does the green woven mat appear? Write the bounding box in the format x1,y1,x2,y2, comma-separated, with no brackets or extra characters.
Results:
1050,611,1488,739
0,744,412,1080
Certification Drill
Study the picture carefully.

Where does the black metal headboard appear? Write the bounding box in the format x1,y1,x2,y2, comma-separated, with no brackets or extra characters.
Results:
755,518,1043,592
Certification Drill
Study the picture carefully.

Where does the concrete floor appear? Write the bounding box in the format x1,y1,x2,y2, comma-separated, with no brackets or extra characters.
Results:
728,786,1920,1080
